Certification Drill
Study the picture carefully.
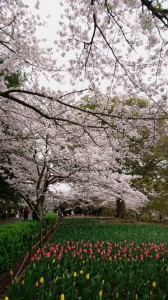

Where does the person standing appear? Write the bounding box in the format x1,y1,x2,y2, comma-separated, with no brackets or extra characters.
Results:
32,210,37,220
23,207,30,221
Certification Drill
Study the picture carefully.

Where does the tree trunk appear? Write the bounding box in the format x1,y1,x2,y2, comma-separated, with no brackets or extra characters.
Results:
35,197,45,220
116,198,125,219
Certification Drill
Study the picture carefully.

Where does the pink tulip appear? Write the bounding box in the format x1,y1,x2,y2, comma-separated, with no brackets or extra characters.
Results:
155,253,160,259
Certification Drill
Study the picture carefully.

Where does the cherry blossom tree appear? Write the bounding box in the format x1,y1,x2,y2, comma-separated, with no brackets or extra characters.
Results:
56,0,168,114
1,0,167,219
0,0,167,119
1,94,152,219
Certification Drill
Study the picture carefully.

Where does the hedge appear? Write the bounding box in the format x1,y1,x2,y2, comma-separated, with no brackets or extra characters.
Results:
0,221,41,273
42,212,58,225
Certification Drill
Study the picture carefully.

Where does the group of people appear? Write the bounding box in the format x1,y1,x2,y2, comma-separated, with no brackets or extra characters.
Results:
19,207,37,220
19,207,30,220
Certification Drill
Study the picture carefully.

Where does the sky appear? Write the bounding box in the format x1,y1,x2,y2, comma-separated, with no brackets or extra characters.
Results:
23,1,72,94
27,0,63,44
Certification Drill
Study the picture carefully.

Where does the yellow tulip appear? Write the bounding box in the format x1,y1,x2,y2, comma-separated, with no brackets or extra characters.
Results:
73,272,77,277
39,277,44,284
152,282,156,288
99,290,103,298
60,294,65,300
4,297,9,300
52,259,55,264
86,273,90,280
102,279,105,285
80,270,84,275
35,282,39,287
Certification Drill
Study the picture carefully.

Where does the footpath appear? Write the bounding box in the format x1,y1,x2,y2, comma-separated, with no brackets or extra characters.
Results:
0,217,22,225
0,213,34,225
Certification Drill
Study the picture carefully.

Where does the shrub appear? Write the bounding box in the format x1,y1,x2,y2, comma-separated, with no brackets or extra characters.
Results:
42,212,58,226
0,221,41,273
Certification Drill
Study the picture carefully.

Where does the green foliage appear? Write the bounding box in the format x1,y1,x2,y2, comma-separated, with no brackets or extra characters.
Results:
124,97,150,108
5,71,22,88
154,2,163,12
42,212,58,225
52,222,168,244
0,175,22,212
62,217,110,224
0,176,20,203
120,97,168,217
106,96,121,114
80,96,100,111
131,122,168,214
0,221,41,273
0,58,27,88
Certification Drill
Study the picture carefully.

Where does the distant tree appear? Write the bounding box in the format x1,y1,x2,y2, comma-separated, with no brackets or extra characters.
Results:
122,99,168,218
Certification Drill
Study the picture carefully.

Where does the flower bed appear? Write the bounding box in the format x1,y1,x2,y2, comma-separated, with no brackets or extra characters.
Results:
6,223,168,299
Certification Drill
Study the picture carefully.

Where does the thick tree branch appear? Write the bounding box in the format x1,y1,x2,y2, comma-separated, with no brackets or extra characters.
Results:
141,0,168,27
0,89,167,121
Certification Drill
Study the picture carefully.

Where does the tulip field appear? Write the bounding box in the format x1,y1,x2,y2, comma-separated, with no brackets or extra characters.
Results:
5,221,168,300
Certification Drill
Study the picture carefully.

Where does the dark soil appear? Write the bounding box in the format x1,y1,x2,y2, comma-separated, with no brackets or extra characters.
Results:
0,254,29,300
